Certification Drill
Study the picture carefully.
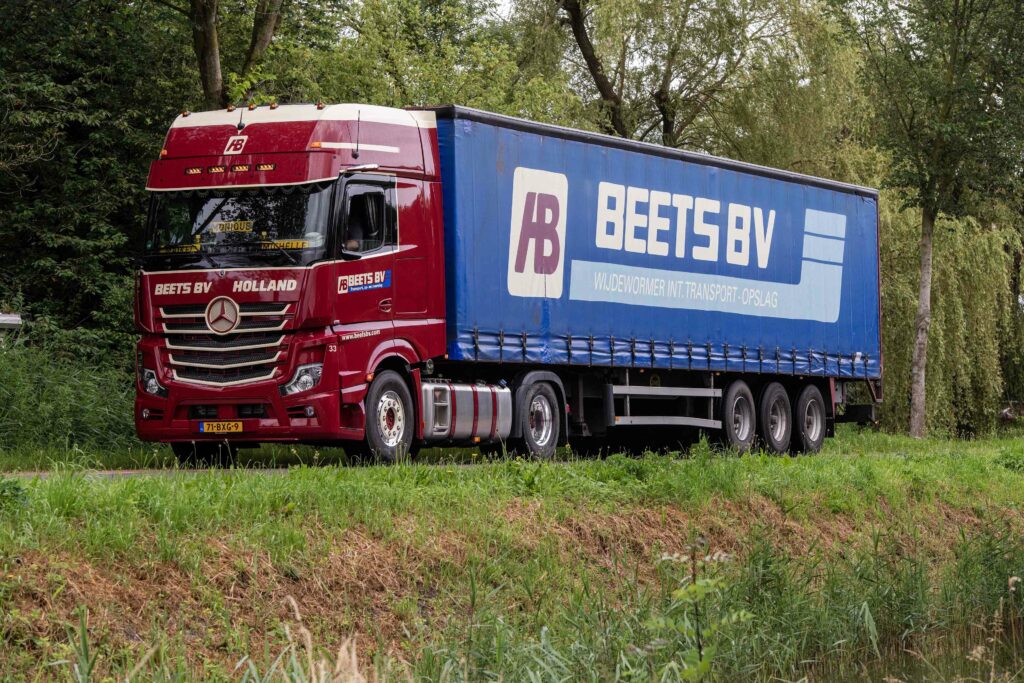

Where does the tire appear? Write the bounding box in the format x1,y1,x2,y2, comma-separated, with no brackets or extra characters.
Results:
513,382,560,459
364,370,415,463
758,382,792,454
721,380,756,453
793,384,827,454
172,441,235,467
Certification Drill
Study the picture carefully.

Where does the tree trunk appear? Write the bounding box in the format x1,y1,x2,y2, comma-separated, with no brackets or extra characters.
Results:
908,206,936,437
189,0,225,110
241,0,285,77
560,0,629,138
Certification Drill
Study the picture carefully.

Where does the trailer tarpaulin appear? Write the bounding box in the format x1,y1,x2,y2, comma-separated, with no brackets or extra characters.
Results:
433,107,881,380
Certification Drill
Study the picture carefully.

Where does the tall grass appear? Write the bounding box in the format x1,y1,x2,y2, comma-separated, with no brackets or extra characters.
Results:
0,337,138,451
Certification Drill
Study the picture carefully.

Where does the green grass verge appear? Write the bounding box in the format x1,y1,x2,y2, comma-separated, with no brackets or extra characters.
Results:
2,428,1024,680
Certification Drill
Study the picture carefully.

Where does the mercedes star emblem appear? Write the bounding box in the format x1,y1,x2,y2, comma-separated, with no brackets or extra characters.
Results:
205,296,241,335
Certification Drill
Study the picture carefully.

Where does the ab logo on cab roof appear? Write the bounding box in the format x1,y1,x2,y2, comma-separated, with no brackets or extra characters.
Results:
223,136,248,155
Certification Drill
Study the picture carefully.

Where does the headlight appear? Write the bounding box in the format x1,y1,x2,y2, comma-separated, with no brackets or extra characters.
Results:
141,368,167,397
281,363,323,395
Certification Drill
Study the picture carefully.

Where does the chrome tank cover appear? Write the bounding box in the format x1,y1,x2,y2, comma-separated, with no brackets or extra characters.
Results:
420,381,513,442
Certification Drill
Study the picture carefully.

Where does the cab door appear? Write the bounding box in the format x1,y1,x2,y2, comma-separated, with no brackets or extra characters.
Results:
332,174,398,339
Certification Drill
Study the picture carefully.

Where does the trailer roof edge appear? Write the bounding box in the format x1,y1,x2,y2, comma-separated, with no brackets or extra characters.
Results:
420,105,879,199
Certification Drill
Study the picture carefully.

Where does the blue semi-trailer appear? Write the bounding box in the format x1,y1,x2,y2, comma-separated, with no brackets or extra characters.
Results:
427,106,881,455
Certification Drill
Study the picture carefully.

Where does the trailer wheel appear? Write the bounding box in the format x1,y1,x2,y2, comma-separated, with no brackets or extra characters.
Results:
721,380,756,453
794,384,826,454
514,382,560,459
758,382,792,454
171,441,235,468
364,370,415,463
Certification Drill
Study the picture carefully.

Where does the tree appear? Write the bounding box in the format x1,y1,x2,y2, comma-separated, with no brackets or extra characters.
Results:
549,0,786,147
0,0,197,361
848,0,1024,436
154,0,289,109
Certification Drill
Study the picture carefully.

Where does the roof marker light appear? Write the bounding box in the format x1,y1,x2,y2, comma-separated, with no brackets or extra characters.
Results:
316,101,325,110
270,101,278,109
248,102,256,111
227,104,236,112
160,149,168,158
181,110,191,117
310,141,322,148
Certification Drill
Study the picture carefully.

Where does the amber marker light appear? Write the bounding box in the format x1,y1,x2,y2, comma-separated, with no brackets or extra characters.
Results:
207,165,226,174
184,167,202,175
248,102,256,111
269,101,279,109
255,163,275,171
231,164,250,172
310,141,322,148
160,149,168,158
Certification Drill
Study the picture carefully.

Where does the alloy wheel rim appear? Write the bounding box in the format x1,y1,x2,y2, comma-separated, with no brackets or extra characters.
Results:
769,396,788,442
803,398,822,443
377,390,405,448
732,395,752,442
529,394,554,447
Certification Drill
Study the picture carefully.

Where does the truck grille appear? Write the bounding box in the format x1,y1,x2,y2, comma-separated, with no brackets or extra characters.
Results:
158,302,292,386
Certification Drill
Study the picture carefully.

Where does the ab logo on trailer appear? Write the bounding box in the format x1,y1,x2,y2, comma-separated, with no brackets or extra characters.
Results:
507,167,567,299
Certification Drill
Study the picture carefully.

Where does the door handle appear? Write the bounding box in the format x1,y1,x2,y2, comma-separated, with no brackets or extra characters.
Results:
378,298,393,313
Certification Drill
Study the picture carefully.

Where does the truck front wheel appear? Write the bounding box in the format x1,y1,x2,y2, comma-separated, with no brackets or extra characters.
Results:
365,370,415,463
515,382,560,459
721,380,756,453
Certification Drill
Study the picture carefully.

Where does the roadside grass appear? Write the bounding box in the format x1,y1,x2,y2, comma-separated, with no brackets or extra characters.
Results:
3,428,1024,680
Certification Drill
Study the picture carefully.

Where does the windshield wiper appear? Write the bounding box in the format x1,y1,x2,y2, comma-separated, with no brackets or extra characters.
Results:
201,246,223,269
263,241,298,266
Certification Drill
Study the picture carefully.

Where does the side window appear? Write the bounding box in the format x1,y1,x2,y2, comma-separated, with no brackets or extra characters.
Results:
342,183,396,253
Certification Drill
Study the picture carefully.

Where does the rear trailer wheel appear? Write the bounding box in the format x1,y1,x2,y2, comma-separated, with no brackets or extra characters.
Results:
515,383,560,459
721,380,756,453
758,382,792,454
794,384,826,454
364,370,415,463
171,441,235,467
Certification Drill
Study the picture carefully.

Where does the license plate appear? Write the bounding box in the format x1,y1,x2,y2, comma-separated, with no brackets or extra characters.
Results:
199,421,243,434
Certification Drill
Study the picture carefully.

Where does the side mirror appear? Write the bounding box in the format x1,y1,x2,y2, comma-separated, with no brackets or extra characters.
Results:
340,250,362,261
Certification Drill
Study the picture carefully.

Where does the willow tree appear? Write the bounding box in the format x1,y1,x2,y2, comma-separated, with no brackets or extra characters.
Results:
849,0,1024,436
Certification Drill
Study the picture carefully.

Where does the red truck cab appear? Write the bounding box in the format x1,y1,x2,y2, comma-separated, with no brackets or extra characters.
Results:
136,104,447,461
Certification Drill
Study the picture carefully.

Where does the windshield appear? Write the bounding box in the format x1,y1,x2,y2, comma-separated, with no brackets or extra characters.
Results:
144,181,333,271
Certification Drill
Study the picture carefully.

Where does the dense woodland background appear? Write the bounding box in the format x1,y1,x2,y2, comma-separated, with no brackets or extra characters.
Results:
1,0,1023,449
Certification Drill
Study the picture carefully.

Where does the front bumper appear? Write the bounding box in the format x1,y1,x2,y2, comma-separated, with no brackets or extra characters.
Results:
135,380,360,442
135,328,368,443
